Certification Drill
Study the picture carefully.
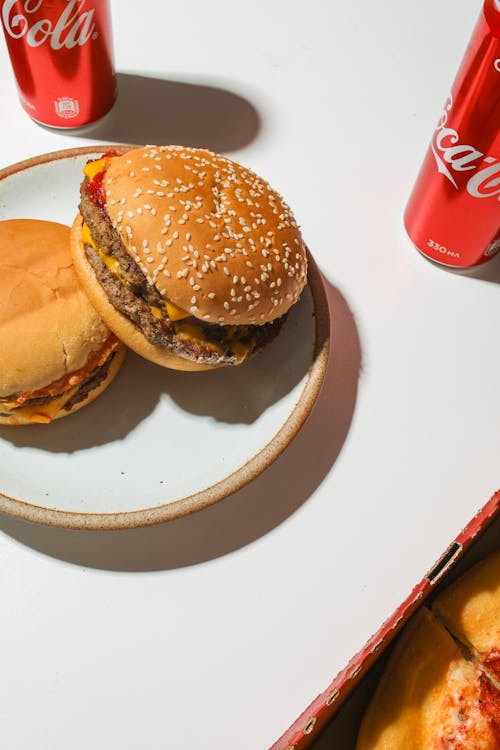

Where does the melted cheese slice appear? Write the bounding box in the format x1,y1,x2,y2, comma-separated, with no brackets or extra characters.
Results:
166,300,190,321
0,385,80,424
83,157,107,180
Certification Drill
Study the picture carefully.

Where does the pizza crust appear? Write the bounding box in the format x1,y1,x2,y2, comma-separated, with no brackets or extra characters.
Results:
432,550,500,684
356,608,500,749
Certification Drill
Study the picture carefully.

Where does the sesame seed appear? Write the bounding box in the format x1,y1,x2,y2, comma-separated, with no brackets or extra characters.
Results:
166,239,173,246
208,292,216,299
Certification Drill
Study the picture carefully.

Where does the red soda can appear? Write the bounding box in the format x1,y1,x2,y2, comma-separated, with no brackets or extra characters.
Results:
404,0,500,268
1,0,116,128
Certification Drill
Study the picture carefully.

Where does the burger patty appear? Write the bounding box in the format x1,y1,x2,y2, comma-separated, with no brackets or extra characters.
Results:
0,354,115,416
64,352,115,410
81,186,160,304
79,184,284,365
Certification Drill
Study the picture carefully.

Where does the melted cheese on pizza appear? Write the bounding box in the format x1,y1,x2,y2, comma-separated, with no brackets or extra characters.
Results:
432,659,499,749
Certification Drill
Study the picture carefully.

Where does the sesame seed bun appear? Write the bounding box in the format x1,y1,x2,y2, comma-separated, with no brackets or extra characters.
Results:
72,145,307,369
0,219,125,423
103,146,307,325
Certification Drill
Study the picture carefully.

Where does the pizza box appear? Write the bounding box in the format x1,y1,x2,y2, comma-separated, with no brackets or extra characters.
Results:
270,490,500,750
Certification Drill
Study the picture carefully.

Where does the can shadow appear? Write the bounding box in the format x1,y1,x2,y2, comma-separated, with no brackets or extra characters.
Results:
0,276,362,571
462,253,500,284
70,72,261,152
422,251,500,284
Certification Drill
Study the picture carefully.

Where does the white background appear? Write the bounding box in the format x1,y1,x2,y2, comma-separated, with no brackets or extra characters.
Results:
1,1,498,749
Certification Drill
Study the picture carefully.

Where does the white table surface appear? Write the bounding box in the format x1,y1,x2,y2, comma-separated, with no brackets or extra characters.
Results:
1,1,498,749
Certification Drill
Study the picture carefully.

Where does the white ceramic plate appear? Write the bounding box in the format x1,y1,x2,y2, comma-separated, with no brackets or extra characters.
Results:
0,147,329,529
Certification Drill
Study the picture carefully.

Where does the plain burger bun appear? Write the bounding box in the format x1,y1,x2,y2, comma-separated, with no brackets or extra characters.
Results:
0,219,125,425
71,145,308,370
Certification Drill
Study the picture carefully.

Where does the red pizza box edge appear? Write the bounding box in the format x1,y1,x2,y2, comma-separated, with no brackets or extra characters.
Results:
270,489,500,750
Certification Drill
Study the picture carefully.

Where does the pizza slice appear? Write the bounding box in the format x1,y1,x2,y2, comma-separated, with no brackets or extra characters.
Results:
432,550,500,685
355,607,500,749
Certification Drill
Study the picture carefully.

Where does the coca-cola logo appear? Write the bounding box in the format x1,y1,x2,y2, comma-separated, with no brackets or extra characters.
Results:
431,95,500,199
2,0,96,49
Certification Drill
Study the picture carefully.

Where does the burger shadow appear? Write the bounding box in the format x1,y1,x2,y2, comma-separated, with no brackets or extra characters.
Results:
69,72,260,152
0,287,318,454
0,277,361,570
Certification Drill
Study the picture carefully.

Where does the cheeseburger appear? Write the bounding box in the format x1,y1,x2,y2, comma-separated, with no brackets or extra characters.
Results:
0,219,125,425
70,146,308,370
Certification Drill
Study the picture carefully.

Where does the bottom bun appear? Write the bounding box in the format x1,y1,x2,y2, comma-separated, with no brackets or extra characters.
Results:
70,214,215,372
0,345,126,426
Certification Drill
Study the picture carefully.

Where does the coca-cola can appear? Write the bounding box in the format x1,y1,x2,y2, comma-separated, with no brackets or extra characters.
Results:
404,0,500,268
1,0,116,128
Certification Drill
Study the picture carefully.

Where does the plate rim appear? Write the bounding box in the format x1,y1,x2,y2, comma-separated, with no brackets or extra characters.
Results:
0,145,330,530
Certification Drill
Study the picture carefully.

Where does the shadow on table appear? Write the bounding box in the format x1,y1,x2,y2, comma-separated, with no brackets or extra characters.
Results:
0,294,311,454
0,276,362,571
425,251,500,284
63,72,260,152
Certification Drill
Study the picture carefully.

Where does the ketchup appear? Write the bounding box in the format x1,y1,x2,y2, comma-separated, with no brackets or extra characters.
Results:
84,150,120,215
86,169,107,210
